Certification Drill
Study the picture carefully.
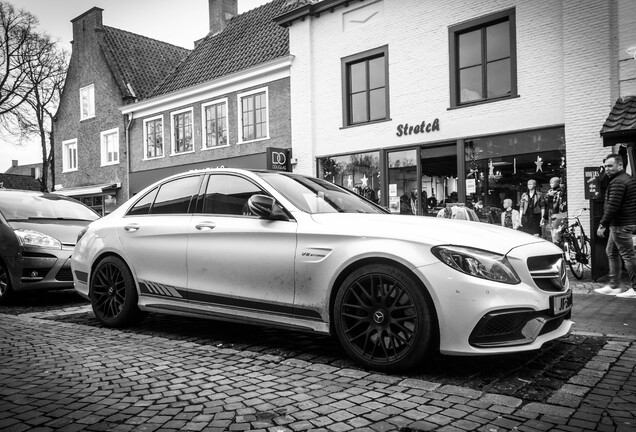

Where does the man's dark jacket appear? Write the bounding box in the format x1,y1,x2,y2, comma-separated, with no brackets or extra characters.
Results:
600,170,636,227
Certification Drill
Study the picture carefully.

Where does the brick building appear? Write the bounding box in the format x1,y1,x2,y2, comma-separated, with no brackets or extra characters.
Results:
121,0,300,195
276,0,636,232
52,7,190,214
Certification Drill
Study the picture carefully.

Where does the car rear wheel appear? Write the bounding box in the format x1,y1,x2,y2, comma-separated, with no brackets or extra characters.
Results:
0,262,13,305
90,256,146,327
334,263,434,372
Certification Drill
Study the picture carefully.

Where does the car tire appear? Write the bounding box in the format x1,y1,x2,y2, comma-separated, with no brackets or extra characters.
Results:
0,261,13,305
334,263,435,372
90,256,146,327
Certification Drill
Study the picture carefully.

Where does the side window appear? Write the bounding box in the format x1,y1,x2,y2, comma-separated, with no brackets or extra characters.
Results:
203,175,263,216
127,188,159,216
151,176,202,215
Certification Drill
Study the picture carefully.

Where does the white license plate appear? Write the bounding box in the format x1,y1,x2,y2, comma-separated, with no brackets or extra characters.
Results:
551,291,572,315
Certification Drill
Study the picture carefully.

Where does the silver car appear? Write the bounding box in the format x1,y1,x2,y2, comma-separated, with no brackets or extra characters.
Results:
72,169,572,372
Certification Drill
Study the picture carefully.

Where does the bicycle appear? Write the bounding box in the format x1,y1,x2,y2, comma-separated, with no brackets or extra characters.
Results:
557,208,591,279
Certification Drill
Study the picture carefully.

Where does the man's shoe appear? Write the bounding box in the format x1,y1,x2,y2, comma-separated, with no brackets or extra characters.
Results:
616,288,636,298
594,285,623,295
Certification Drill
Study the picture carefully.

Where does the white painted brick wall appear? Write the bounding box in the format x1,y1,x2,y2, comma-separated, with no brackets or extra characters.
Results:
288,0,625,231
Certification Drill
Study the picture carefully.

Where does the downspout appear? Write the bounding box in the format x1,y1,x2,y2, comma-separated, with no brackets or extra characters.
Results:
126,112,133,201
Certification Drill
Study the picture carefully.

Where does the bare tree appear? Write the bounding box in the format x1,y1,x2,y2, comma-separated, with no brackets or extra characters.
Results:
0,1,38,116
0,2,67,191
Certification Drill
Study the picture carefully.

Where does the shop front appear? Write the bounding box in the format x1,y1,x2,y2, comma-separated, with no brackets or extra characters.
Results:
318,126,566,226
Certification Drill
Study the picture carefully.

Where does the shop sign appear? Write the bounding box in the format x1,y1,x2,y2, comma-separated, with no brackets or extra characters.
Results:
584,166,602,200
396,118,440,137
266,147,290,171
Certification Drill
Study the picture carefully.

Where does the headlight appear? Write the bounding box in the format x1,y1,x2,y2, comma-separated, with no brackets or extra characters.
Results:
77,226,89,243
431,245,520,284
14,229,62,249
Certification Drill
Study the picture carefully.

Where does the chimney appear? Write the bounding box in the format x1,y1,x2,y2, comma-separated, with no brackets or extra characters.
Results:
12,160,18,167
71,7,104,47
209,0,237,36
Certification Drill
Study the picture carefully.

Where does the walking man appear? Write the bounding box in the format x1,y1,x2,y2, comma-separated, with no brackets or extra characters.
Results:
594,153,636,298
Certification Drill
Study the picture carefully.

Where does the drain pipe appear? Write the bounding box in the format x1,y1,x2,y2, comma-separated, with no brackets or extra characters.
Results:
125,112,134,201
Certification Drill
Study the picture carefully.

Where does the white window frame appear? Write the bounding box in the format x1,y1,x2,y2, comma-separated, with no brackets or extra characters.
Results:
237,87,269,144
100,128,119,167
201,98,229,151
143,115,165,160
170,107,195,155
62,139,78,173
80,84,95,120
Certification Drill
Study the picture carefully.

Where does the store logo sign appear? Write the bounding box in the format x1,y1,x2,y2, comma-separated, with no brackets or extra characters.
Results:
266,147,290,171
396,118,440,137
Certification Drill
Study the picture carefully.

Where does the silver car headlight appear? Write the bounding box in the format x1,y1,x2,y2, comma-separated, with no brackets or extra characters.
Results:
431,245,520,284
14,229,62,249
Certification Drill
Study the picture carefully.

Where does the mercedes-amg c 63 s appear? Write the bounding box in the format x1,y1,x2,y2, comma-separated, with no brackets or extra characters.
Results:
72,169,572,372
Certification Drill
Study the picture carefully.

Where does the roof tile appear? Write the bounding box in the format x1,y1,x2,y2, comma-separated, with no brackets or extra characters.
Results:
601,96,636,135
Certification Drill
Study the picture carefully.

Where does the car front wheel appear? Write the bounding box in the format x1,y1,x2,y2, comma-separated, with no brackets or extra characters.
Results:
90,256,146,327
0,261,13,305
334,264,435,372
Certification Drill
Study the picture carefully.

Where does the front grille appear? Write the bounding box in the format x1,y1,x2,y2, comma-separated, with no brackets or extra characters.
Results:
527,254,567,293
470,308,568,348
55,268,73,282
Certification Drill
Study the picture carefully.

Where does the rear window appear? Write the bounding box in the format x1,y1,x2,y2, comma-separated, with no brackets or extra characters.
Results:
0,193,99,221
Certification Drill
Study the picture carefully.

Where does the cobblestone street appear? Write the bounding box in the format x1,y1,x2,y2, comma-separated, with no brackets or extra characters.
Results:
1,290,635,432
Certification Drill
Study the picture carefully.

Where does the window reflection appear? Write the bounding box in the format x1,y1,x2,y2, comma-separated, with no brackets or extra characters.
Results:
319,152,381,204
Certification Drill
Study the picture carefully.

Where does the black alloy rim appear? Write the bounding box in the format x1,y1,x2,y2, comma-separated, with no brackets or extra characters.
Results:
92,263,126,319
340,273,417,364
0,268,7,296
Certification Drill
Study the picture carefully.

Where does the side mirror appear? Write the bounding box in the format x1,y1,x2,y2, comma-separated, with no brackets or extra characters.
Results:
248,194,288,221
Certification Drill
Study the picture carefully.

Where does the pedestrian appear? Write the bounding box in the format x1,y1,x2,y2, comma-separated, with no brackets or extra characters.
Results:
520,179,545,236
501,198,521,229
594,153,636,298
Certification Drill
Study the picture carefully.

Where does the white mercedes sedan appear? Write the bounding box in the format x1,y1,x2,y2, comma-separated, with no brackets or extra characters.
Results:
72,168,572,372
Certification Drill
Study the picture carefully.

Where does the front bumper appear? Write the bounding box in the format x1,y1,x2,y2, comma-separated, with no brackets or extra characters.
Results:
4,246,75,292
416,243,572,355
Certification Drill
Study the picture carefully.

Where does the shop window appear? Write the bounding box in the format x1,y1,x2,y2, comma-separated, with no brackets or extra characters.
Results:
318,152,380,204
62,139,78,172
342,46,389,126
144,116,164,159
171,108,194,154
449,9,517,107
387,150,417,214
464,127,566,224
202,99,228,149
80,84,95,120
239,89,268,142
100,128,119,166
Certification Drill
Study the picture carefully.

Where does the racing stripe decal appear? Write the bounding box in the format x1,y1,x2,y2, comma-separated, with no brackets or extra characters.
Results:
139,280,184,298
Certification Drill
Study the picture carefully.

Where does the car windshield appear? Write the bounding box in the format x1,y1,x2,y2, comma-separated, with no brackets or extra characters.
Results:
0,193,100,221
258,172,387,214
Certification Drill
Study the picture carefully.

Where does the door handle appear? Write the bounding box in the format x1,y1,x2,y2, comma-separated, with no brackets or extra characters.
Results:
195,222,216,231
124,224,139,232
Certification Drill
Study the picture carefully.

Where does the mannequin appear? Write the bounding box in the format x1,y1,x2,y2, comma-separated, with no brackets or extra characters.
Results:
520,179,545,236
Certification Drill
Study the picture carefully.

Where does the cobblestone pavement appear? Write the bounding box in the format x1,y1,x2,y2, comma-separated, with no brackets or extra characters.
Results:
1,286,635,432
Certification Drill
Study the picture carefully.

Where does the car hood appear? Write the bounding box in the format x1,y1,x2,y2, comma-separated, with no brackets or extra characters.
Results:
309,213,549,255
8,220,92,246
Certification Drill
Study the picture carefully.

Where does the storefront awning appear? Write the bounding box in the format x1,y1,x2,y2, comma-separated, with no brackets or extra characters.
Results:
600,96,636,146
52,183,121,196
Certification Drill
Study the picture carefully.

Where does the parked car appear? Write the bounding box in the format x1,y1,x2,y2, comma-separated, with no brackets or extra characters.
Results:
72,169,572,372
0,189,100,304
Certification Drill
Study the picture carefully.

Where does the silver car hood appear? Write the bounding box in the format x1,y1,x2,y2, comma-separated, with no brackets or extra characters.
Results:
309,213,551,255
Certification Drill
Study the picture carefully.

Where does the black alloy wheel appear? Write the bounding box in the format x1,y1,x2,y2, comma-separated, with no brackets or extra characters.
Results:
0,262,13,305
90,256,145,327
334,264,434,372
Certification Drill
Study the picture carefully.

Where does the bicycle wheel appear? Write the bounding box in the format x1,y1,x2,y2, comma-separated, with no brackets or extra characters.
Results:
567,232,589,279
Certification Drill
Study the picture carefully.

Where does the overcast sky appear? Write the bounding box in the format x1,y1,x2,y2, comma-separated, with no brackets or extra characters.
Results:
1,0,270,172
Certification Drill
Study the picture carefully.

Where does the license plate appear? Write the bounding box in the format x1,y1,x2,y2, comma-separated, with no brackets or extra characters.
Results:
551,291,572,315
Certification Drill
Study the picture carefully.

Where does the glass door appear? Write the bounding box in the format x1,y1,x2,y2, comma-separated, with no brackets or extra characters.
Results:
420,144,458,217
387,149,417,214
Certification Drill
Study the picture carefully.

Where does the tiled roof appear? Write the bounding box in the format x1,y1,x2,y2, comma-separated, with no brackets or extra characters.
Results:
101,26,191,101
0,174,42,191
600,96,636,142
151,0,299,97
4,162,42,177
